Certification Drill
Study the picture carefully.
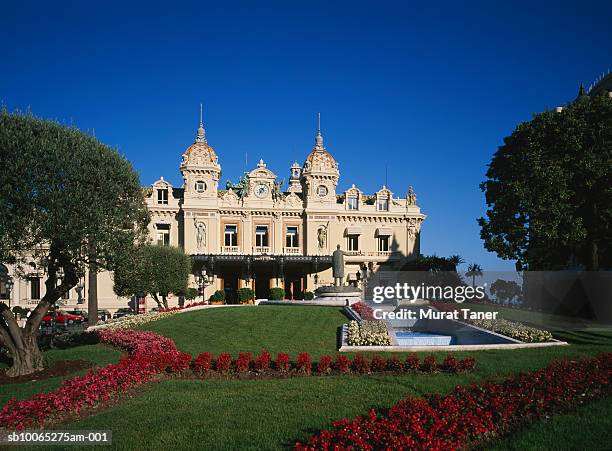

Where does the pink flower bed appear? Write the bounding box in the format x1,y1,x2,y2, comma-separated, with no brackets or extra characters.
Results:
295,353,612,450
158,300,208,313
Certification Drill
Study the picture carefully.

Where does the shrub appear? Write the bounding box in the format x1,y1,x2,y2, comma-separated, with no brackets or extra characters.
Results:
351,302,375,320
422,355,437,372
317,355,332,374
193,352,214,374
371,355,388,372
333,355,351,374
253,351,272,372
183,287,199,301
303,291,314,300
441,354,458,373
215,353,232,373
238,287,254,303
352,354,370,374
52,331,99,349
269,287,285,300
210,290,226,302
234,352,252,373
169,352,192,373
405,354,420,371
459,356,476,372
296,353,312,374
386,356,404,372
275,352,290,372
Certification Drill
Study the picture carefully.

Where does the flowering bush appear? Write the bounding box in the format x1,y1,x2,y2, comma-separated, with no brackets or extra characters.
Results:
193,352,214,374
352,354,370,374
441,354,458,372
158,300,209,312
253,351,272,373
346,320,391,346
215,353,232,373
371,355,388,372
386,356,404,372
275,352,291,373
233,352,252,373
459,356,476,372
296,353,312,375
469,318,553,343
351,302,375,320
295,353,612,450
421,354,437,372
333,355,351,374
316,355,332,374
405,354,420,371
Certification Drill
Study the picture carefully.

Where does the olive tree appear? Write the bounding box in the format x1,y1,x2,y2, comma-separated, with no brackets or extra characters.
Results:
113,244,191,310
0,111,149,376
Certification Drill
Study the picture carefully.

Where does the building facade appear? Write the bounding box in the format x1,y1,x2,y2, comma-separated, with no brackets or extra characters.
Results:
2,111,425,311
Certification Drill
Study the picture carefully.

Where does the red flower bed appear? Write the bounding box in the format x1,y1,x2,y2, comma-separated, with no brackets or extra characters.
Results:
275,352,291,373
215,353,232,373
158,300,209,312
234,352,252,373
317,355,332,374
0,329,182,430
295,353,612,450
296,353,312,375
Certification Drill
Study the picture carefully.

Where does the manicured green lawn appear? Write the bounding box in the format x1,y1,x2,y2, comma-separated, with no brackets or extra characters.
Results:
0,344,122,406
492,395,612,451
139,306,348,357
46,305,612,450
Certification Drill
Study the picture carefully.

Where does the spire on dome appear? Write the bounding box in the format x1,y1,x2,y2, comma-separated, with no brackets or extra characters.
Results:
196,103,206,143
315,112,324,148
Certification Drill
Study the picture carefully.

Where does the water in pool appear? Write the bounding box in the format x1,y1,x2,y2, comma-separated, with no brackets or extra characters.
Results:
394,330,455,346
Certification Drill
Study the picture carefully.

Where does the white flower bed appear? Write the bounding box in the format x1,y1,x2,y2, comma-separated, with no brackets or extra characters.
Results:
468,318,553,343
346,320,392,346
87,310,180,331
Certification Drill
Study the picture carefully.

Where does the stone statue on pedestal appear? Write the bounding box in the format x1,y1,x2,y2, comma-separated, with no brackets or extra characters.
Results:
332,244,345,287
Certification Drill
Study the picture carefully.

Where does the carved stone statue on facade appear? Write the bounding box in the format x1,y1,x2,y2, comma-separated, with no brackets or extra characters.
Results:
195,221,206,249
407,186,417,206
272,179,284,201
332,244,345,287
317,225,327,250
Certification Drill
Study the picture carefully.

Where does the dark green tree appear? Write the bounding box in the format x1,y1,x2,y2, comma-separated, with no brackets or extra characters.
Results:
490,279,522,304
114,244,192,310
479,93,612,270
0,111,149,376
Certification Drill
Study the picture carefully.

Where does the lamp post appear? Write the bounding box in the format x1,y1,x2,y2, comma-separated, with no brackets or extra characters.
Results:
197,268,212,304
5,276,14,309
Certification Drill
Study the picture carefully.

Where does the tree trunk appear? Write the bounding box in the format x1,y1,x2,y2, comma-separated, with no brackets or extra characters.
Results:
151,293,163,309
161,294,169,310
88,261,98,327
6,336,43,377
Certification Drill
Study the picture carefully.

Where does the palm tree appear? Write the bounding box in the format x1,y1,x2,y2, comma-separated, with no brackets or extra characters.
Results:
466,263,483,288
448,255,465,271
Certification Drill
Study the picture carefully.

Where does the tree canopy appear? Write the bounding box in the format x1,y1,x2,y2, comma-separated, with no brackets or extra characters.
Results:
113,244,192,309
0,110,149,376
479,93,612,270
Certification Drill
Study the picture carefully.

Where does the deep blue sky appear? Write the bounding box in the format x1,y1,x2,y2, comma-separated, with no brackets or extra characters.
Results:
2,1,611,270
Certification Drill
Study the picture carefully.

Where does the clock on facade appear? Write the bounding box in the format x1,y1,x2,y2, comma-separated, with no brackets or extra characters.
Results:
254,184,269,198
317,185,328,197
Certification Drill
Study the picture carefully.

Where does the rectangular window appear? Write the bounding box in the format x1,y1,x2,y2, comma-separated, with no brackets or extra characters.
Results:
224,224,238,247
285,226,299,248
30,277,40,300
347,196,358,210
255,225,269,247
156,224,171,246
157,189,169,205
378,236,390,252
377,197,389,211
347,235,359,251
